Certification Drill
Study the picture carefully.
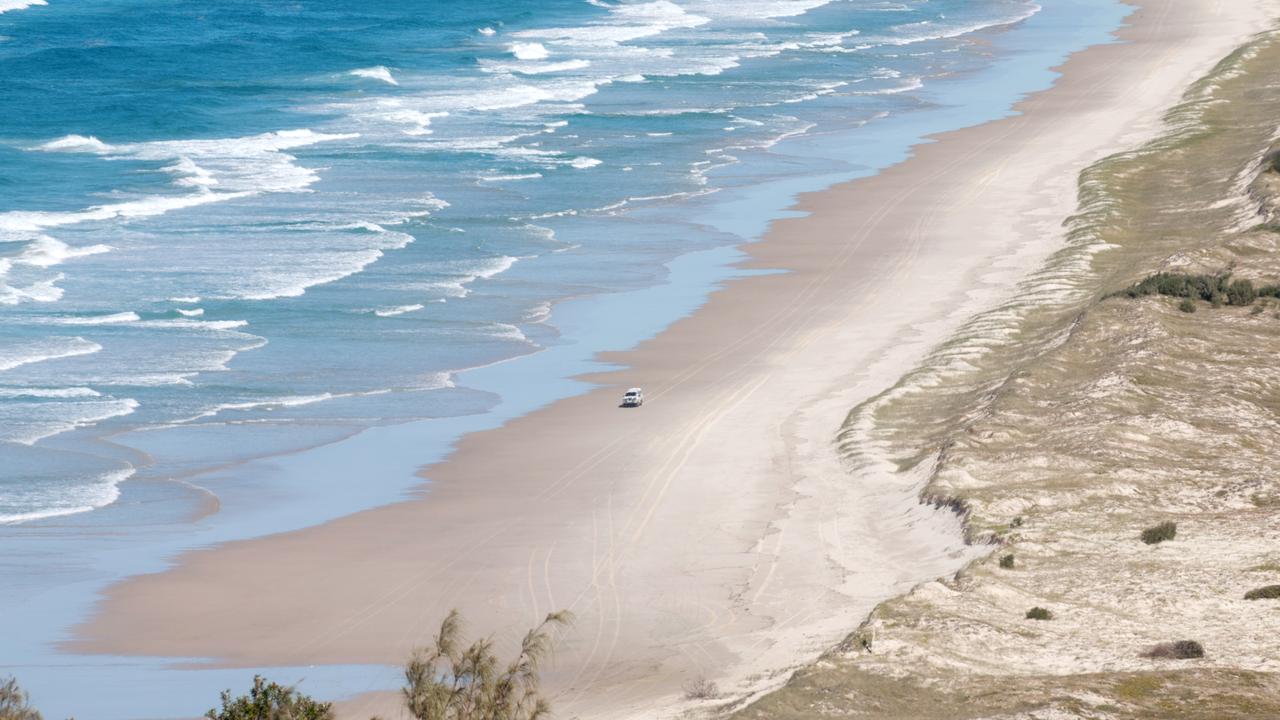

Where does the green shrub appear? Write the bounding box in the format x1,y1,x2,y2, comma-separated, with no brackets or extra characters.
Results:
1118,272,1217,300
206,676,332,720
1025,607,1053,621
999,554,1016,569
1227,278,1257,306
1141,521,1177,545
1114,272,1275,307
1178,298,1197,313
1142,640,1204,659
0,678,42,720
1244,584,1280,600
403,609,572,720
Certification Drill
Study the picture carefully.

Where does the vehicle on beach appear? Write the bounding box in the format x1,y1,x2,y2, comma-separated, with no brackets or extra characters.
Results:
621,387,644,407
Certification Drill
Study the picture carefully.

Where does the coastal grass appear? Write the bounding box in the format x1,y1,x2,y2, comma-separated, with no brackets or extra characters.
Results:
1114,675,1163,700
733,665,1280,719
1140,521,1177,545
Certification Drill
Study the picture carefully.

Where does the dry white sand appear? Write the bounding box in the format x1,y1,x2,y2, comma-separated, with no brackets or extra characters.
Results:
71,1,1279,717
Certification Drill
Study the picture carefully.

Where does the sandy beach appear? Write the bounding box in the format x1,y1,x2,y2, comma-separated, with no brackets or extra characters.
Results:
70,1,1278,717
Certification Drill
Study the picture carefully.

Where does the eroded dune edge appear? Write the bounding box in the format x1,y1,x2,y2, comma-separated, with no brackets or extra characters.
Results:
735,27,1280,720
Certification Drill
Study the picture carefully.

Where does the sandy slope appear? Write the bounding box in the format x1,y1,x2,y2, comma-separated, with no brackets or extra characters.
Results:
735,28,1280,718
71,1,1277,717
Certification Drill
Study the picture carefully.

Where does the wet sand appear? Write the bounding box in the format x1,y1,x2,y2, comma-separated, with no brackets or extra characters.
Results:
71,1,1277,717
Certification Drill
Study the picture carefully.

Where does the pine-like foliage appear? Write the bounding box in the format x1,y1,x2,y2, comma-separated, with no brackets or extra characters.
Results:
0,678,42,720
403,610,572,720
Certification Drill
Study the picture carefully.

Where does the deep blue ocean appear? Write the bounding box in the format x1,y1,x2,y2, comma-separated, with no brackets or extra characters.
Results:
0,0,1131,716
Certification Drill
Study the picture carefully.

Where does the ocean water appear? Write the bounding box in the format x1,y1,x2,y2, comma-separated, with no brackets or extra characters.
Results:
0,0,1133,715
0,0,1050,525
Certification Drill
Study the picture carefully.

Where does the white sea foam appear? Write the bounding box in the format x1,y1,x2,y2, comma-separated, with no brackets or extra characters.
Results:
37,134,113,153
524,302,552,324
138,318,249,331
0,235,110,307
778,79,848,103
0,386,100,399
478,172,544,182
170,296,202,303
570,156,602,169
350,66,399,85
478,26,496,36
16,129,360,243
352,99,448,135
511,0,709,46
176,381,448,424
233,248,390,301
176,307,204,317
510,42,550,60
182,393,337,422
0,337,101,372
411,193,452,213
1,398,139,445
0,191,247,242
102,373,196,387
429,255,521,299
858,4,1042,48
482,58,593,75
485,322,529,342
0,275,63,305
0,0,45,13
318,78,601,142
0,468,134,526
200,216,421,301
849,76,923,95
686,0,835,20
374,303,425,317
48,311,140,325
16,236,113,267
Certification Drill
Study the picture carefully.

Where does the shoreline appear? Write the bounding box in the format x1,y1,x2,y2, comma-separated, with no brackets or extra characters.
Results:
33,0,1277,717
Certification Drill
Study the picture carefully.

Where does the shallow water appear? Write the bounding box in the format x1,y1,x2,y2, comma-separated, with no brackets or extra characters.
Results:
0,0,1133,715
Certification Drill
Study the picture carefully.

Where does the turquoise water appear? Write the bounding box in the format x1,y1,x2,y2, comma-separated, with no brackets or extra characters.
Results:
0,0,1130,716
